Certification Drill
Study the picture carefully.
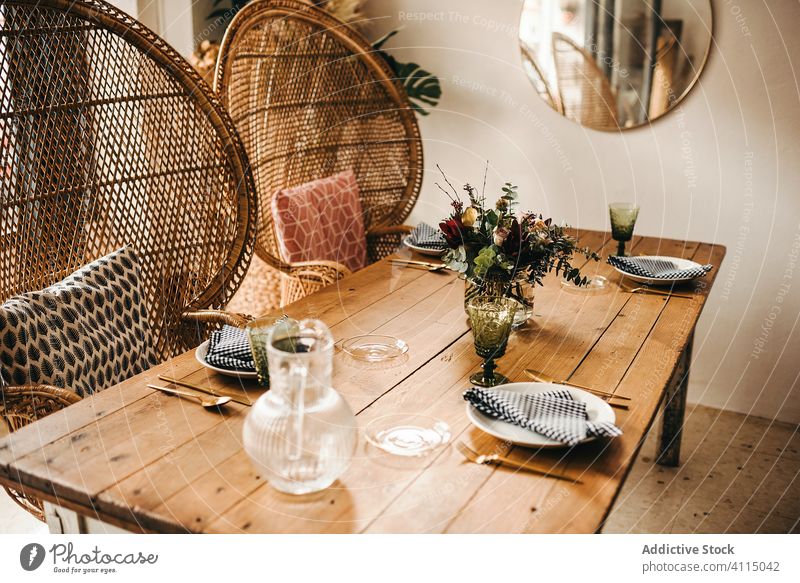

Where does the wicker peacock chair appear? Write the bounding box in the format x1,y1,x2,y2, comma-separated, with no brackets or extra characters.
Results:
215,0,423,305
551,32,619,130
0,0,257,521
521,43,562,115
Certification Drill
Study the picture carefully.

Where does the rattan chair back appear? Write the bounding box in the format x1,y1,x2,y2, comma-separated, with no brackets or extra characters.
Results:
214,0,423,271
0,0,256,360
521,43,562,114
552,32,619,130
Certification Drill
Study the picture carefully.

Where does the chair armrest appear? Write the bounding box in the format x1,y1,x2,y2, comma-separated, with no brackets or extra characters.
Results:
367,224,414,237
182,309,254,328
286,260,351,284
0,384,82,433
0,384,83,522
264,261,351,306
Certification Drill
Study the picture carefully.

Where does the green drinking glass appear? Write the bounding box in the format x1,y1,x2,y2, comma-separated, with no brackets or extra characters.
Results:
467,296,517,387
609,202,640,257
246,315,293,387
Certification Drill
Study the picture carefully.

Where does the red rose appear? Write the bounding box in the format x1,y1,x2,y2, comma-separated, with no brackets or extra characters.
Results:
439,215,465,249
501,218,528,257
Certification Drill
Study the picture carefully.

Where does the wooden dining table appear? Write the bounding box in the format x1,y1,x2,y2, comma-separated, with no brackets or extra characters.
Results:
0,230,725,533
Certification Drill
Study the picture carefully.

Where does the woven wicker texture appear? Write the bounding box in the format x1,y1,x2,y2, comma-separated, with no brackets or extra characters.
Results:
551,32,618,130
0,385,82,521
521,43,562,115
0,0,256,359
0,0,256,520
215,0,423,304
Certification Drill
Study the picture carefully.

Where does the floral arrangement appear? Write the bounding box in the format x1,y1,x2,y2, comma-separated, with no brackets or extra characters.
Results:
437,167,599,287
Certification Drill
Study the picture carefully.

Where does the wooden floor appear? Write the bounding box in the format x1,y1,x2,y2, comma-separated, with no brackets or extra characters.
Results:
0,419,46,534
604,404,799,533
2,404,796,534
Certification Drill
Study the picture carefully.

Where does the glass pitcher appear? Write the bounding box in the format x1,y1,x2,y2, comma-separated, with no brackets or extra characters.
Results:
242,319,357,495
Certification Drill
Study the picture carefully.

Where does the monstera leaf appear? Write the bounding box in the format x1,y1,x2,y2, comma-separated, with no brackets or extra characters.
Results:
207,0,251,23
373,29,442,116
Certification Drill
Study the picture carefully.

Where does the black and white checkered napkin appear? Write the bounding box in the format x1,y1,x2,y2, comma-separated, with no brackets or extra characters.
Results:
410,222,447,249
205,325,255,372
607,256,712,280
463,387,622,446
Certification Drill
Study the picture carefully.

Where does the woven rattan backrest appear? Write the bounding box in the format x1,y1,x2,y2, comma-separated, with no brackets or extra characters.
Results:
521,43,562,114
215,0,422,268
0,0,256,359
552,32,618,130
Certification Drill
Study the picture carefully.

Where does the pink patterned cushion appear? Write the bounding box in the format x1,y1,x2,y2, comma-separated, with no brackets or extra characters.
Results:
271,170,367,272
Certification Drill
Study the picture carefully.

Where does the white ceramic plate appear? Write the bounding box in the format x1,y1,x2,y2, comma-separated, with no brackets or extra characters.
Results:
195,340,258,379
402,235,446,257
465,382,616,448
611,255,705,286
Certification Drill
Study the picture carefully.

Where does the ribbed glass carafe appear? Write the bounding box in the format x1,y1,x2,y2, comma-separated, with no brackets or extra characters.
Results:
242,319,356,495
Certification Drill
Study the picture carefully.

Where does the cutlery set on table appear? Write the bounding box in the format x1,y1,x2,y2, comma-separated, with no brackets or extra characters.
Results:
148,374,254,408
389,258,448,272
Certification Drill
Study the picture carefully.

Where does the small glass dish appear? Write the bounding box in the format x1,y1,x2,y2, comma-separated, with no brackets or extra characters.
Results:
365,414,451,457
340,334,408,362
561,275,609,294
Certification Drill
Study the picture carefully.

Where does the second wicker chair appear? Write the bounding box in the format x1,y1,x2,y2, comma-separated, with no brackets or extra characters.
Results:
215,0,424,305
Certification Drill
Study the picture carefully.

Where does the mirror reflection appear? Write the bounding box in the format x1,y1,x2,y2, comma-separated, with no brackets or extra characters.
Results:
519,0,713,130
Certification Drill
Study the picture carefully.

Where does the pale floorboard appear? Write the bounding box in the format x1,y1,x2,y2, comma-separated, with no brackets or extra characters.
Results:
0,423,47,534
604,404,799,533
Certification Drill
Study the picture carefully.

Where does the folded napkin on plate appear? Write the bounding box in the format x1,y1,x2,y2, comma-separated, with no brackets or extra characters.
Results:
607,255,713,280
409,222,447,249
205,325,255,372
463,387,622,446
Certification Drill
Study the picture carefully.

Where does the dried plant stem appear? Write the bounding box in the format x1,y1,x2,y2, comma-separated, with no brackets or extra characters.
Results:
437,164,460,199
435,182,458,204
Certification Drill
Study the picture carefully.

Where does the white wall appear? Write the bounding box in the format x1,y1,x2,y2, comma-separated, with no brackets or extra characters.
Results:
108,0,196,58
363,0,800,423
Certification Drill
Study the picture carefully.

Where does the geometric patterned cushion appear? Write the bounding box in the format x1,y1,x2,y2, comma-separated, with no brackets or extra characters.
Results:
271,169,367,272
0,247,158,397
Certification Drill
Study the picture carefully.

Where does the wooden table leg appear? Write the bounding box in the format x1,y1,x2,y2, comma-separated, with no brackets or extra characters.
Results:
44,501,84,534
43,501,132,533
656,333,693,466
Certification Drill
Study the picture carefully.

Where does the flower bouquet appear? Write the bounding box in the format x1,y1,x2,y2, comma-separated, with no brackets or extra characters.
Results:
436,167,599,325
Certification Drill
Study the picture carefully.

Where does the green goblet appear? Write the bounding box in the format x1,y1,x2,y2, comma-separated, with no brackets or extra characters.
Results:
467,296,517,387
246,315,290,387
609,202,640,257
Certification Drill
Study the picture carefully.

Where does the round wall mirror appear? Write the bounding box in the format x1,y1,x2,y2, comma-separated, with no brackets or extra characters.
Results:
519,0,713,131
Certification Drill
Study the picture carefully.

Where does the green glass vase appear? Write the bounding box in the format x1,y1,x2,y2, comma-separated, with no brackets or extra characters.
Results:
464,275,533,328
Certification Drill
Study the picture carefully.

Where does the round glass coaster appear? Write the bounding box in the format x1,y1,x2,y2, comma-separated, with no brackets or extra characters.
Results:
365,414,451,457
340,334,408,362
561,275,609,294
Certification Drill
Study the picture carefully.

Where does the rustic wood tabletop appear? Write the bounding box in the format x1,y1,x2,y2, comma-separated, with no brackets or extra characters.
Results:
0,230,725,533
